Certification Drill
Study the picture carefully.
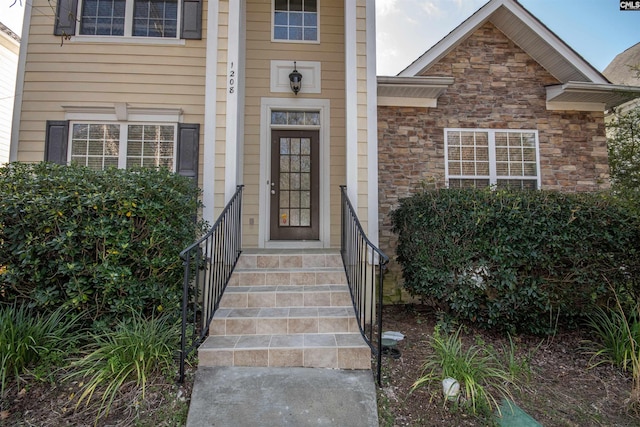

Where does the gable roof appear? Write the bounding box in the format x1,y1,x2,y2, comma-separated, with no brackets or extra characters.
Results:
385,0,640,111
603,42,640,86
398,0,606,83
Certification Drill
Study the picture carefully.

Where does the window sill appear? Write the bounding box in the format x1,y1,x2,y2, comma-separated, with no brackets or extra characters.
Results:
271,38,320,45
69,36,186,46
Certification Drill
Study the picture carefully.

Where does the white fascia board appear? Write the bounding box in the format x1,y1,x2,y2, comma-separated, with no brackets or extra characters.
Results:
546,82,640,110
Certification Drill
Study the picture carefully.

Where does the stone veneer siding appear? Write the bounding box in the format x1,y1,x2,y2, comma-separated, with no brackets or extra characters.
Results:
378,22,610,301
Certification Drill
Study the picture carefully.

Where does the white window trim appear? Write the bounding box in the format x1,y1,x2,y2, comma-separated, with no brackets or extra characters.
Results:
271,0,321,44
67,121,179,172
74,0,182,42
444,128,542,189
63,105,183,122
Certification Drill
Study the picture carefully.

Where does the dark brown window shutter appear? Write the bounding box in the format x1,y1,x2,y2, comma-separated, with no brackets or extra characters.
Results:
54,0,79,36
181,0,202,39
177,123,199,183
45,121,69,165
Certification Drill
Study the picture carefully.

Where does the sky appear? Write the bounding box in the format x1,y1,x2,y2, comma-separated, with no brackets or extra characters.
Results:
1,0,638,75
2,0,23,35
376,0,640,75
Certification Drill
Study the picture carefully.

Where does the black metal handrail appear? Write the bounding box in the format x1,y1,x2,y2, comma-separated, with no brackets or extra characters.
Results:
339,185,389,386
178,185,243,382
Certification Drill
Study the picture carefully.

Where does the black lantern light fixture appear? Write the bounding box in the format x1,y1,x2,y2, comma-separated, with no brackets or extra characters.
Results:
289,61,302,95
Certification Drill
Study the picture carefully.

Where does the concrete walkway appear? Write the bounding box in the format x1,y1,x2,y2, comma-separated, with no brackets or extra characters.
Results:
186,366,379,427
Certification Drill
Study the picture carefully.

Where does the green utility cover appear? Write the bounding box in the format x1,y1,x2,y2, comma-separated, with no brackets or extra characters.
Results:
496,399,542,427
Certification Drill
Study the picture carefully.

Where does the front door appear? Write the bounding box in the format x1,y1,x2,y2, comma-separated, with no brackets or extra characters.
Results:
270,130,320,240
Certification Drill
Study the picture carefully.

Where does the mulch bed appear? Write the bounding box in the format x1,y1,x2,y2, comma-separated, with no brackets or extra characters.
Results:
378,304,639,426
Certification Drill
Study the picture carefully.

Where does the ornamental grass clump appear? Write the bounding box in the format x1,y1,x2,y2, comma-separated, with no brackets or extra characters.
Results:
411,326,517,417
0,303,83,404
66,310,179,422
585,287,640,410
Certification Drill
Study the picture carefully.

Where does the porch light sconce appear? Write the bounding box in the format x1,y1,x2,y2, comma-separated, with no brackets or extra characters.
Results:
289,61,303,95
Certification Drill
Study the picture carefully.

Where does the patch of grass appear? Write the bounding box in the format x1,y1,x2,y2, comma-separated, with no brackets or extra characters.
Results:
411,326,516,418
132,381,191,427
376,388,395,427
66,311,180,422
497,335,539,384
0,303,83,403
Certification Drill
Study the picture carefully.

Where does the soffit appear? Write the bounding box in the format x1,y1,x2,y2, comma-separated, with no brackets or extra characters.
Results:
377,76,454,99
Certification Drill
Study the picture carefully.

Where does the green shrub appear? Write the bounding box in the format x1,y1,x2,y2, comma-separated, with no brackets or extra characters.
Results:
391,188,640,334
0,303,84,403
66,311,180,421
0,162,205,325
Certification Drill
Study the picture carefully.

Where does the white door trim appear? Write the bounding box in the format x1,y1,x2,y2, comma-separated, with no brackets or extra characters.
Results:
259,97,331,249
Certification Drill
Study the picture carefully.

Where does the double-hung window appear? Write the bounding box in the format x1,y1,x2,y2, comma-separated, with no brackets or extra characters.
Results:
78,0,177,37
69,123,176,171
53,0,202,39
45,120,200,181
80,0,178,38
445,129,540,190
273,0,318,42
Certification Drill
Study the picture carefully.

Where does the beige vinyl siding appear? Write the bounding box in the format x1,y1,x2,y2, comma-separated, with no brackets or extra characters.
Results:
0,30,19,164
15,0,207,182
243,0,346,247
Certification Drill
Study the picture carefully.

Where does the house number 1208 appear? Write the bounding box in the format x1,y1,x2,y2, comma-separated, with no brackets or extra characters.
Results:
229,62,236,94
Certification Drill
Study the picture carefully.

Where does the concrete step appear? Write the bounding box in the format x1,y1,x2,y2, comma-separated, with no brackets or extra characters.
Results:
198,333,371,369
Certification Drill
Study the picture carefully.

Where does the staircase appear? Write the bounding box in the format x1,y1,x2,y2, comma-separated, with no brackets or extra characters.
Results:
197,249,371,370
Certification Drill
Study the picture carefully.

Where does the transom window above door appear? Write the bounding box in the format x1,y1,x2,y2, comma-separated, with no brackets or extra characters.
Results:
273,0,318,42
79,0,178,37
445,129,540,190
271,110,320,126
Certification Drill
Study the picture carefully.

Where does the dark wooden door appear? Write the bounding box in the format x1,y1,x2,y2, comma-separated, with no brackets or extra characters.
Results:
270,130,320,240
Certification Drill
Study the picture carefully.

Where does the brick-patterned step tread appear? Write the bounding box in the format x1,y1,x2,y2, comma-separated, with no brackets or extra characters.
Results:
229,268,347,287
236,251,343,270
210,307,360,336
198,333,371,369
219,284,352,309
